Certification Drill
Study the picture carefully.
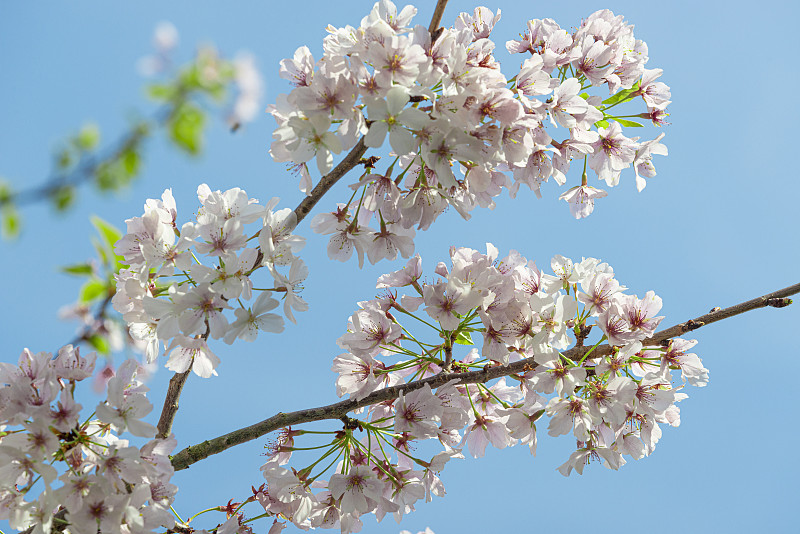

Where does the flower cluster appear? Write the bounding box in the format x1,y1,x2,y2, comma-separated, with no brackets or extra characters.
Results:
0,346,176,533
255,245,706,532
112,185,307,378
270,1,671,270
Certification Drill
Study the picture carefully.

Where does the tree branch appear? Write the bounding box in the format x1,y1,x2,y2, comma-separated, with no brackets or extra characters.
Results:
291,0,449,225
428,0,449,35
2,123,150,210
161,0,450,453
293,137,367,225
157,369,191,439
153,140,370,441
636,282,799,348
169,281,799,471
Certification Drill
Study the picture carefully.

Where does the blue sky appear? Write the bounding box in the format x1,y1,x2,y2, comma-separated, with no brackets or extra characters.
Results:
1,1,799,532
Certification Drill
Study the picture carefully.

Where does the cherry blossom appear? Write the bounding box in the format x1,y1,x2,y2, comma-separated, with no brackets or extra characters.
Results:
112,185,308,376
267,0,672,261
7,4,698,532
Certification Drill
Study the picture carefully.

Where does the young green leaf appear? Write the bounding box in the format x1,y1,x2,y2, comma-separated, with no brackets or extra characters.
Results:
120,149,141,179
60,263,94,277
92,236,109,266
0,179,11,204
88,334,111,355
146,83,176,101
614,118,644,128
79,278,107,303
1,206,21,239
76,123,101,151
454,330,474,345
51,185,75,212
170,103,206,155
91,216,123,252
601,88,635,107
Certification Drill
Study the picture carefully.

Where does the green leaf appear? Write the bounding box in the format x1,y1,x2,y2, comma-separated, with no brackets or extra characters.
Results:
56,148,73,170
601,80,640,106
94,161,119,191
1,206,21,239
76,123,100,151
121,148,140,177
91,215,123,252
594,119,609,129
146,83,175,101
60,263,94,276
615,119,644,128
601,88,635,107
94,149,141,192
179,66,202,91
88,334,111,355
454,330,474,345
51,185,75,212
79,278,107,303
92,236,109,266
169,103,206,155
94,164,111,190
0,179,13,204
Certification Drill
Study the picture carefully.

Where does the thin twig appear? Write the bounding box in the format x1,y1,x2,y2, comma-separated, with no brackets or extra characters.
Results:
169,281,799,471
154,123,368,445
3,125,148,209
66,292,115,348
582,281,800,360
1,85,193,213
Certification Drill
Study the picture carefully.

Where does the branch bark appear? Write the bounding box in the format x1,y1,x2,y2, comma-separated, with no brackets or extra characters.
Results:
636,283,799,347
293,137,367,225
169,281,798,471
428,0,449,35
157,369,191,439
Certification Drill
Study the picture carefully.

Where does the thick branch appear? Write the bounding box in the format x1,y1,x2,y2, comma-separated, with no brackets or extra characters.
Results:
170,359,530,471
156,370,191,439
169,281,799,471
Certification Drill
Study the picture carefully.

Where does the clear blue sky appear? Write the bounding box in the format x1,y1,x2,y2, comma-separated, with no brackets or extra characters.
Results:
1,1,798,532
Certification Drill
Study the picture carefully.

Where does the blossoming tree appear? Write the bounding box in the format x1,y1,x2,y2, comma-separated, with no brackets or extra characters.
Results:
1,1,798,533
